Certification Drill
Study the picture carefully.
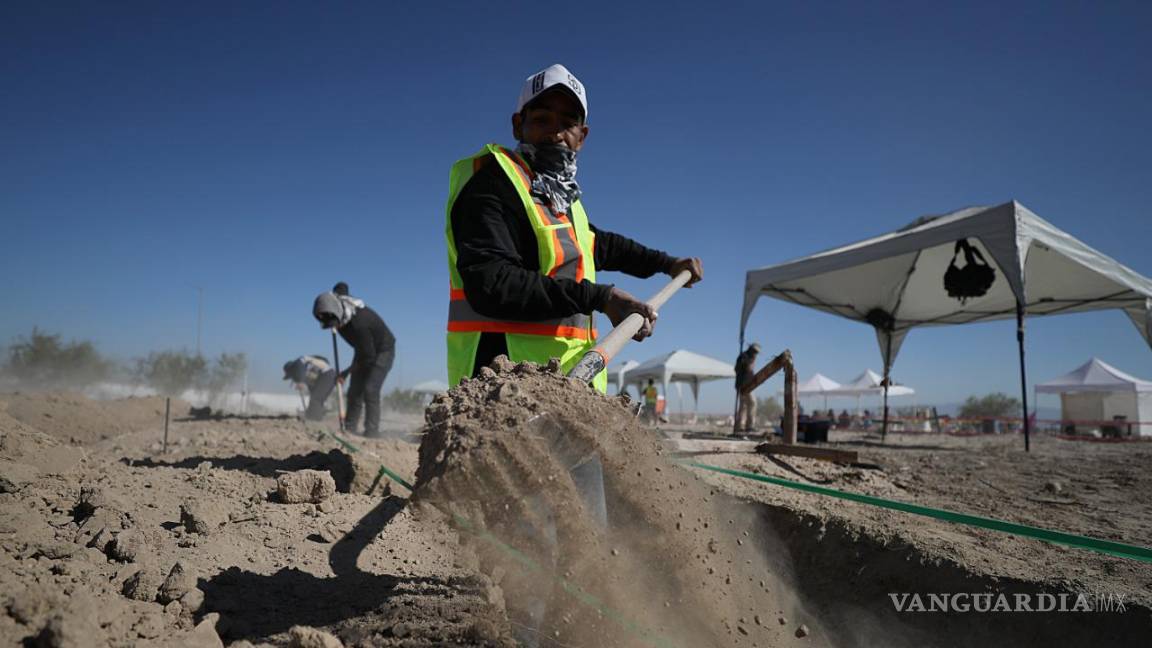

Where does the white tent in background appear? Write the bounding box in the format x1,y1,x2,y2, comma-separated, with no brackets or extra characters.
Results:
625,350,735,418
740,201,1152,450
795,373,843,410
826,369,915,416
606,360,639,393
1036,358,1152,437
829,369,915,397
411,380,449,395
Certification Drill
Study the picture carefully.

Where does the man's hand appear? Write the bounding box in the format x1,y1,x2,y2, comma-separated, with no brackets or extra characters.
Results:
667,257,703,287
601,286,658,341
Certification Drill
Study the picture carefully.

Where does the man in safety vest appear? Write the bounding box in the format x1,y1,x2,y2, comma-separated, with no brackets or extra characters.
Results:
445,64,702,390
642,379,660,424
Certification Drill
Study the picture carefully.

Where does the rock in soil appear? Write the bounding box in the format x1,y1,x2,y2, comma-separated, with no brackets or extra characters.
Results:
276,470,337,504
288,624,344,647
180,500,226,535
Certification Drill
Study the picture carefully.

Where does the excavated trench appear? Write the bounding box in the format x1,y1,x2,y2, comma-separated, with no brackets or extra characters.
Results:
743,496,1152,648
412,358,1151,647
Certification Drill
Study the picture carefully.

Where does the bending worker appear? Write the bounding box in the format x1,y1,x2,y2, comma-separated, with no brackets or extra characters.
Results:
282,354,337,421
444,63,702,389
312,289,396,438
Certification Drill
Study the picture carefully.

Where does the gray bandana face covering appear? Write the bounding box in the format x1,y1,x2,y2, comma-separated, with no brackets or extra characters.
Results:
516,142,582,215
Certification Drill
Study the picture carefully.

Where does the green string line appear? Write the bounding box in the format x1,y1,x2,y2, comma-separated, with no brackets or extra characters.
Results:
684,461,1152,564
313,427,677,648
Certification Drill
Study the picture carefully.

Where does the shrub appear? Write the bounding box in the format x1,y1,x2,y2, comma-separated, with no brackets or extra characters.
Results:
3,328,112,389
958,392,1020,419
382,388,425,413
756,395,783,425
135,350,208,396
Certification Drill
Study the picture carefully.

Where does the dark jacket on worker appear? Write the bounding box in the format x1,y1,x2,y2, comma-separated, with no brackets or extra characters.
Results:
338,306,395,373
735,350,757,391
451,159,676,371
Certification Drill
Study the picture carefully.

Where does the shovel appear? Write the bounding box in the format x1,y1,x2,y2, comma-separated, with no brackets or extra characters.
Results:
567,270,692,383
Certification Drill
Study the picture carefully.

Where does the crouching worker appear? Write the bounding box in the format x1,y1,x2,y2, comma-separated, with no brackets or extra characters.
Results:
312,291,396,438
283,355,337,421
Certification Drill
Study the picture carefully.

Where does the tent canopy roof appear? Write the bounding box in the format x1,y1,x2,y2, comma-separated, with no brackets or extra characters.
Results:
826,369,915,397
796,373,842,394
741,201,1152,368
625,350,735,385
411,380,449,394
606,359,639,386
1036,357,1152,394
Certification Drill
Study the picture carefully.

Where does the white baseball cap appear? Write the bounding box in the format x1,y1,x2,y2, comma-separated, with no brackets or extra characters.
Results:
515,64,588,120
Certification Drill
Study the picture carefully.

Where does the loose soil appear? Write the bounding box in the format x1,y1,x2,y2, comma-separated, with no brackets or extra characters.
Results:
2,378,1150,647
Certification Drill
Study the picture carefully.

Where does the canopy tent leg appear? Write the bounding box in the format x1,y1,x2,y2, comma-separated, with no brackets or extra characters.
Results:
1016,301,1031,452
881,333,894,441
881,378,890,440
732,337,744,433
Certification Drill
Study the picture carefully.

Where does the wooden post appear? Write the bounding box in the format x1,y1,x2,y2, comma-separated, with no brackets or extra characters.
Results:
162,397,170,454
783,363,798,445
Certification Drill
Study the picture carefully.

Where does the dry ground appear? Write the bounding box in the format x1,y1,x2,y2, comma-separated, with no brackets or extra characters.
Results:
2,391,1150,647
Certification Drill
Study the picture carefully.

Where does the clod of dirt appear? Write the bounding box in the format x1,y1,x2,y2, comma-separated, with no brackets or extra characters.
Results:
107,529,145,562
122,568,164,602
180,501,225,535
179,587,206,615
276,469,337,504
132,610,166,639
1045,480,1063,494
288,625,344,648
35,610,104,648
6,585,62,625
73,485,109,520
796,623,810,638
158,562,196,604
182,615,225,648
0,459,38,493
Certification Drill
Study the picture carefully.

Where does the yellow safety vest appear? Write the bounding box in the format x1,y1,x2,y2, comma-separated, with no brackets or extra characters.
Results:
445,144,607,392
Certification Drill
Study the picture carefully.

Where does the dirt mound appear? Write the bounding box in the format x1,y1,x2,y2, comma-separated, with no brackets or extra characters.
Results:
415,357,815,647
0,391,181,446
1,403,516,647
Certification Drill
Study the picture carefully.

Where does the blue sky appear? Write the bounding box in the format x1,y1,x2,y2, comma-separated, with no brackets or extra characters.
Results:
2,1,1149,413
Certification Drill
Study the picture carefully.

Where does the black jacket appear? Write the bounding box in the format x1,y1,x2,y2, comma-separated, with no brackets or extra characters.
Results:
338,306,395,373
450,157,676,321
735,351,757,391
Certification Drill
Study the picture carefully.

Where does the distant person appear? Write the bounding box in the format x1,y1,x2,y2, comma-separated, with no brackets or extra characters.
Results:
282,355,337,421
313,290,396,438
642,379,659,424
837,409,851,428
733,343,760,434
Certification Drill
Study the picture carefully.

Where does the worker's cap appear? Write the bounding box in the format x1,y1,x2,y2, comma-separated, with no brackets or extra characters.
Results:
282,361,294,381
516,64,588,120
748,343,761,353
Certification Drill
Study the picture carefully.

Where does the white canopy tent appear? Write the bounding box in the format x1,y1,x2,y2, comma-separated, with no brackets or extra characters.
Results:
741,201,1152,450
624,350,735,418
606,360,639,393
1036,358,1152,437
826,369,915,417
795,373,842,410
827,369,915,397
411,380,449,395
